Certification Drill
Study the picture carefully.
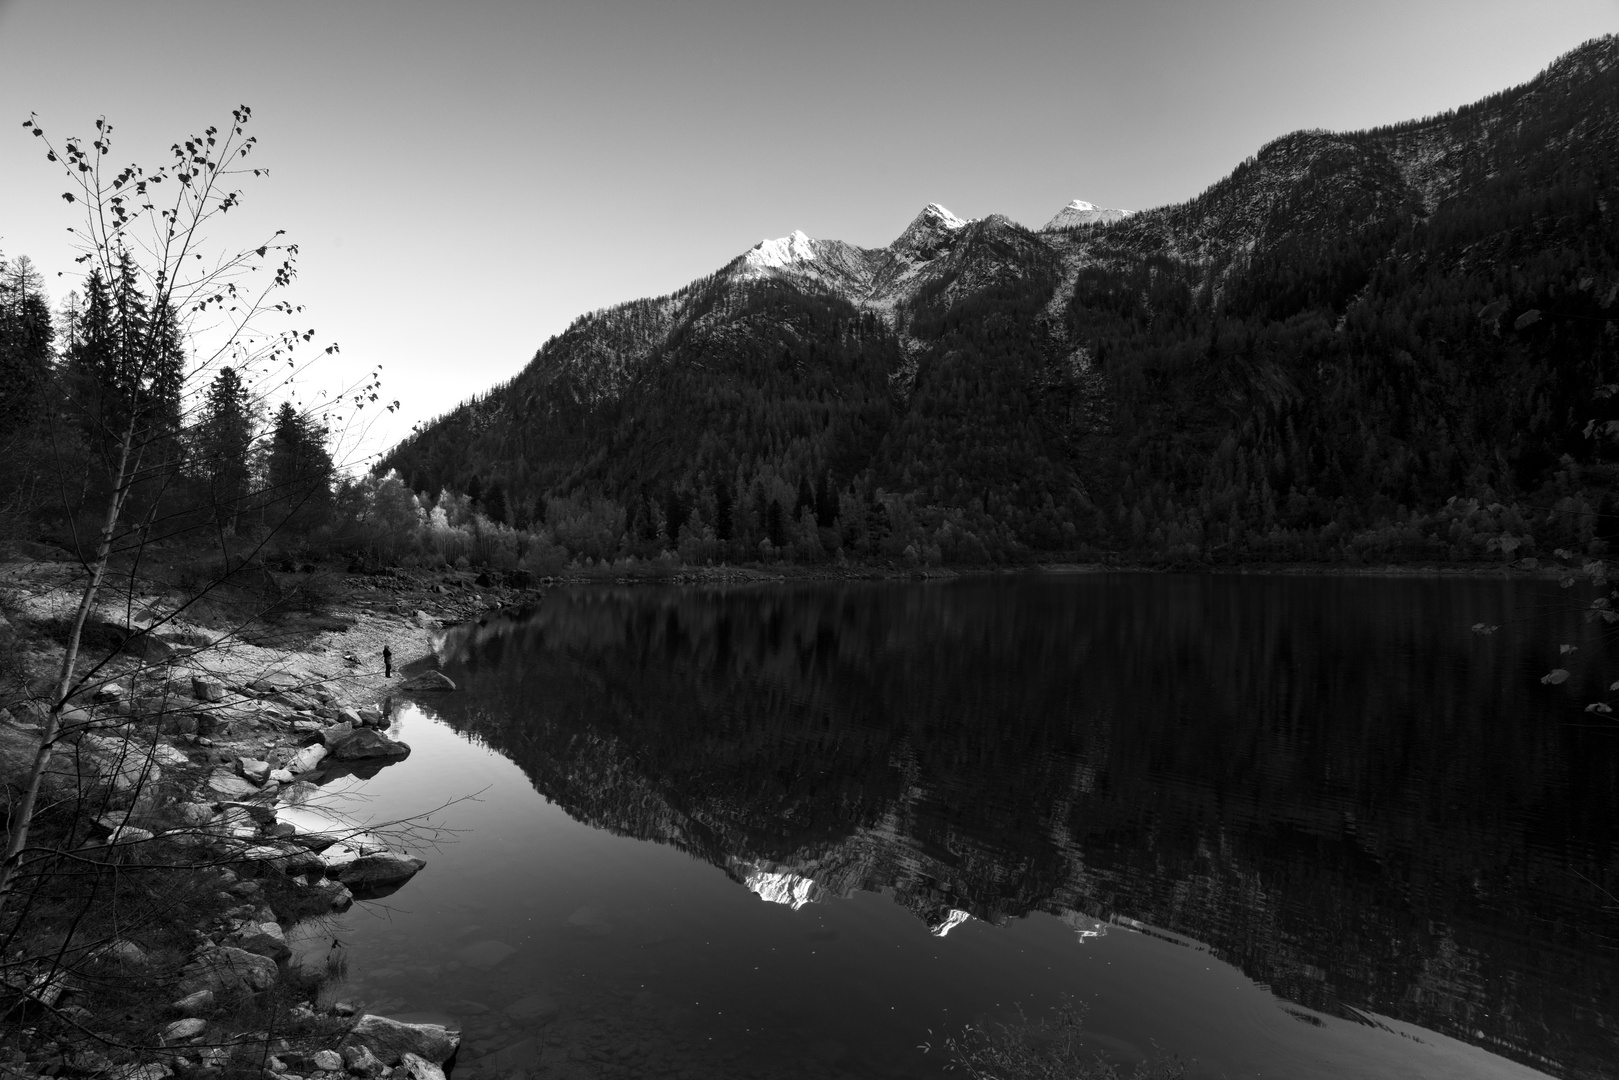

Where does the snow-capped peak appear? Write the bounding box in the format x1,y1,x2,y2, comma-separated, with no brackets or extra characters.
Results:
1041,198,1135,231
745,229,817,271
892,202,973,259
917,202,967,230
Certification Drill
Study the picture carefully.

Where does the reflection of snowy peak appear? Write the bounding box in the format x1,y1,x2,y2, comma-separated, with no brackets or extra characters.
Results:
1041,198,1135,231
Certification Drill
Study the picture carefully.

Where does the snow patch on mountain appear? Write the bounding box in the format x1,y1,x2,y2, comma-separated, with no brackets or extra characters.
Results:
745,229,818,271
1041,198,1135,231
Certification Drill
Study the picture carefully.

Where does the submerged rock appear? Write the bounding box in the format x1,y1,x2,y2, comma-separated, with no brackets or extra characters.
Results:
453,939,515,971
402,670,455,692
502,994,558,1023
340,1015,459,1066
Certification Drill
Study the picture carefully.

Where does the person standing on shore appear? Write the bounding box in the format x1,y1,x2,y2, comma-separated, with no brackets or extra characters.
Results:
383,645,392,678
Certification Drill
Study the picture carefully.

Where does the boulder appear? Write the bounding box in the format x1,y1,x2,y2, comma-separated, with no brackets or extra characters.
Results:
332,728,410,762
208,767,259,800
338,852,425,890
227,922,291,963
162,1017,207,1043
336,707,363,726
173,801,214,827
178,945,279,995
340,1044,388,1078
239,757,271,784
340,1015,459,1067
248,672,303,693
402,670,455,692
107,825,155,846
268,767,294,784
397,1053,446,1080
173,988,214,1016
191,677,226,703
287,744,328,774
310,1051,342,1072
320,844,361,873
357,706,383,726
318,721,355,748
106,939,148,967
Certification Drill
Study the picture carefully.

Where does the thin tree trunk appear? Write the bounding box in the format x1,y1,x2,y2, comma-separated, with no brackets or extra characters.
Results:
0,426,134,918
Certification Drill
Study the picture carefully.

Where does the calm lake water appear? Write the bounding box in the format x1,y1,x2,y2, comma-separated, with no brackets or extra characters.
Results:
297,574,1619,1080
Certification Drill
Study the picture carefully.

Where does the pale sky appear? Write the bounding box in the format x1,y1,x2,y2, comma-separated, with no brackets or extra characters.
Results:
1,0,1615,461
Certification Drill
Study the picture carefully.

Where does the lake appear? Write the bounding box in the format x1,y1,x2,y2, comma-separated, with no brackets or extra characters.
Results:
296,574,1619,1079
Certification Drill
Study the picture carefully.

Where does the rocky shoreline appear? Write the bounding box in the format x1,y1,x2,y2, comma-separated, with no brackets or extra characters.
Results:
0,563,555,1080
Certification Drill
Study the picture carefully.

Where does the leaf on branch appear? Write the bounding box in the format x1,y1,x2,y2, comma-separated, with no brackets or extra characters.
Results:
61,192,74,203
1470,623,1499,635
1586,702,1613,714
1542,669,1571,686
1561,644,1578,655
1514,309,1542,330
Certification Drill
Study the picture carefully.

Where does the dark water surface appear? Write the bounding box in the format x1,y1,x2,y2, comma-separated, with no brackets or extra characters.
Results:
301,574,1619,1079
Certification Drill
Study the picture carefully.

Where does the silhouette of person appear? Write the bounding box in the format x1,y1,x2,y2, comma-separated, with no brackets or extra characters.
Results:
383,645,392,678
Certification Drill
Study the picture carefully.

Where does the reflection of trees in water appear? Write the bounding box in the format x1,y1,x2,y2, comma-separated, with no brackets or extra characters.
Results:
430,577,1619,1079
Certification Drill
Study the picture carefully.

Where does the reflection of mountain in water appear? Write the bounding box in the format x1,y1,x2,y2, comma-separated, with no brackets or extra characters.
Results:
425,577,1619,1079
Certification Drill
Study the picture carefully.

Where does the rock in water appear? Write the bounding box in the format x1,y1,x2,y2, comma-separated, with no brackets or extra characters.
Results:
332,728,411,761
453,939,515,971
502,994,558,1023
398,1053,446,1080
339,852,426,890
287,744,328,774
402,670,455,692
340,1015,459,1066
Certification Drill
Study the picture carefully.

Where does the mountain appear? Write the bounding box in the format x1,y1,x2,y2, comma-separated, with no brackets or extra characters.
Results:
1041,198,1134,230
382,36,1619,566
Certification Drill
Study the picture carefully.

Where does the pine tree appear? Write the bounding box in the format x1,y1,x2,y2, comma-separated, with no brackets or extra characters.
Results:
0,254,54,430
483,480,508,525
766,497,787,549
195,367,254,532
267,401,334,525
714,478,734,542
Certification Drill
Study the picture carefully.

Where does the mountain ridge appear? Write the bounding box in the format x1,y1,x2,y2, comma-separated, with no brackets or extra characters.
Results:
383,35,1619,566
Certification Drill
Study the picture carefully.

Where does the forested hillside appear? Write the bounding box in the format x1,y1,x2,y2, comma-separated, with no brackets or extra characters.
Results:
383,35,1619,567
